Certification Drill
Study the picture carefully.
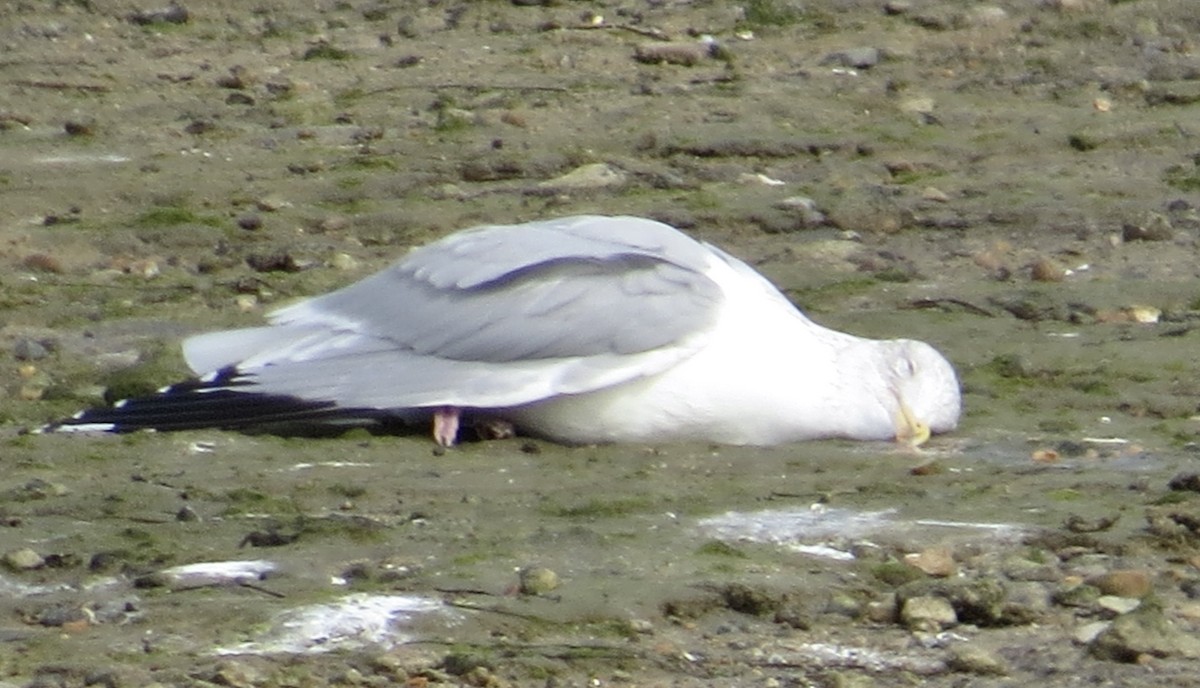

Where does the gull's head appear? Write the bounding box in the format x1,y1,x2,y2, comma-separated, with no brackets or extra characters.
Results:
885,339,962,444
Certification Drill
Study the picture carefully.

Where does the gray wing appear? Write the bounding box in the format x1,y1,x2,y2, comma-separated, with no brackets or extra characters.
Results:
182,215,725,409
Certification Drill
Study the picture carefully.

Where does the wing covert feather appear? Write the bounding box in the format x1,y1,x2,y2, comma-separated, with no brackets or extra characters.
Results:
268,215,724,364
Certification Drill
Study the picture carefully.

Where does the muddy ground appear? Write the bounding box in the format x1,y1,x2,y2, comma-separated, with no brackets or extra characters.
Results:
3,0,1200,686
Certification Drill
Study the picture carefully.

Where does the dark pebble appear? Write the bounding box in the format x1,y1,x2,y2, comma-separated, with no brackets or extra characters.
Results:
35,603,89,627
63,119,95,136
127,4,189,25
1122,219,1173,242
1168,472,1200,492
225,92,255,106
236,213,263,230
245,252,300,272
184,118,216,135
13,338,50,361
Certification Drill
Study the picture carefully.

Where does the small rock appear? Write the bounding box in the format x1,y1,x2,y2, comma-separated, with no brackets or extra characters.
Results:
1091,570,1153,598
721,583,779,615
127,3,189,25
184,118,216,135
210,659,265,688
215,66,249,90
236,213,263,231
774,196,827,226
947,644,1009,676
627,618,654,634
904,547,957,577
634,42,712,66
330,253,360,271
897,577,1008,626
821,47,880,69
1097,596,1142,616
518,566,559,595
1168,473,1200,492
63,118,96,136
1075,621,1111,644
246,252,301,273
13,338,50,361
4,548,45,570
22,253,64,273
1090,606,1200,661
900,595,957,631
254,196,289,212
969,6,1009,26
1030,257,1066,282
1122,215,1173,242
865,593,899,623
899,97,936,115
34,602,92,628
1053,582,1101,608
537,163,625,191
921,186,950,203
1003,581,1053,623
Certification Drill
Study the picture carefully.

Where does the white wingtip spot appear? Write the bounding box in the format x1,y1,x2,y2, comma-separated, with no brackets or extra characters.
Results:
52,422,118,433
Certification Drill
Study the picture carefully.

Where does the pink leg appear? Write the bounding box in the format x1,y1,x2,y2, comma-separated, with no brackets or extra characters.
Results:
432,406,461,447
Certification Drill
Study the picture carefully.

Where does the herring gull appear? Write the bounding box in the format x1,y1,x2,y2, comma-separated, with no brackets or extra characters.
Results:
47,215,961,446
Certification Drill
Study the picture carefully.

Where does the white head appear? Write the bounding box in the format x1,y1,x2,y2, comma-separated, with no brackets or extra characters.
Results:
886,339,962,439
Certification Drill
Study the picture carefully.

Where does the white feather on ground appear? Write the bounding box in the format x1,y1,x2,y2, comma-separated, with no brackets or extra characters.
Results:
48,215,961,446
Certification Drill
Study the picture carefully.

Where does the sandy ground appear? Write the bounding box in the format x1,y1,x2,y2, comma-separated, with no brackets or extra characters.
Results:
4,0,1200,686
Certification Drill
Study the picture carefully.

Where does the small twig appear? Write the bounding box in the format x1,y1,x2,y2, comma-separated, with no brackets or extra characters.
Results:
364,83,569,98
12,79,110,93
433,586,500,597
905,297,995,317
441,599,555,622
238,581,287,598
571,23,671,40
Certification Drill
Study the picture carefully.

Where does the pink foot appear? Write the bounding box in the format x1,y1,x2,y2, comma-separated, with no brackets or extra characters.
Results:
432,406,461,447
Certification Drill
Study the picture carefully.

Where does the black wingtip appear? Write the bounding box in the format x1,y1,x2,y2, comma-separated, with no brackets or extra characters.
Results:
45,371,401,435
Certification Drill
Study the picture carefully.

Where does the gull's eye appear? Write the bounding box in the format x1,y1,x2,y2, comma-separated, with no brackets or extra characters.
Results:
893,357,915,378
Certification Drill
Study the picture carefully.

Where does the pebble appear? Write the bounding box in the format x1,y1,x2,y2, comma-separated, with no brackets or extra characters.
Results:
127,4,189,25
63,117,97,136
821,47,881,69
22,253,64,273
634,42,711,66
254,196,290,212
330,252,360,271
4,548,45,570
1090,607,1200,661
518,566,559,595
236,213,263,230
865,593,899,624
1030,257,1066,282
1121,215,1173,241
897,578,1008,626
34,602,92,628
1091,570,1153,598
904,547,957,577
210,660,265,688
921,186,950,203
537,162,625,191
1168,473,1200,492
1074,621,1110,644
775,195,827,226
13,338,50,361
947,644,1009,676
900,595,957,631
1097,595,1142,616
